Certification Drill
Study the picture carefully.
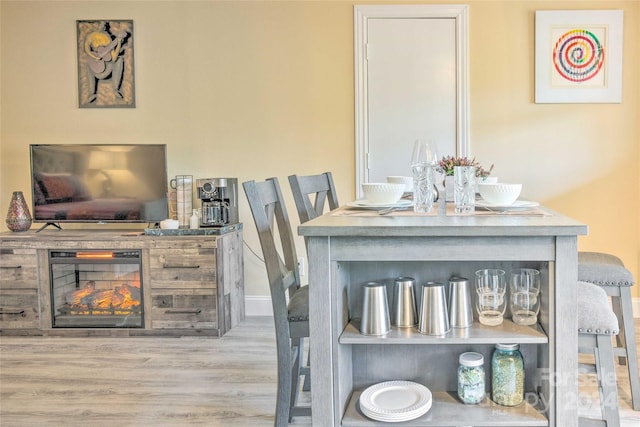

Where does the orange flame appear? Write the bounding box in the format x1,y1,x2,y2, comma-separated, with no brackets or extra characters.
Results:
76,252,115,259
65,281,141,313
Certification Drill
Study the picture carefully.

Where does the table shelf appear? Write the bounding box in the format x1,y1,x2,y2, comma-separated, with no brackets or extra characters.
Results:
343,390,548,426
340,319,548,345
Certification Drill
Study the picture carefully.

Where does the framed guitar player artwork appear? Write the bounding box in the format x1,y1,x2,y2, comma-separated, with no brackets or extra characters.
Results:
77,20,135,108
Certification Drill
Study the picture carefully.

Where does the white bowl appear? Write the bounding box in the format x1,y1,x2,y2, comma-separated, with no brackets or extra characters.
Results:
387,176,414,192
362,182,405,204
478,183,522,206
160,219,180,229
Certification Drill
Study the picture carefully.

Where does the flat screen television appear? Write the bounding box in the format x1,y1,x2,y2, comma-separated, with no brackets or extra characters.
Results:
30,144,169,228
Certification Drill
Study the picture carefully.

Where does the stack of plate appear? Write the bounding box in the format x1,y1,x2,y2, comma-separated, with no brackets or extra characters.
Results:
347,199,413,209
475,200,539,211
359,380,432,422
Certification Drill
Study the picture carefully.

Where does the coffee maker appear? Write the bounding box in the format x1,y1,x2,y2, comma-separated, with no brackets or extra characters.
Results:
196,178,239,227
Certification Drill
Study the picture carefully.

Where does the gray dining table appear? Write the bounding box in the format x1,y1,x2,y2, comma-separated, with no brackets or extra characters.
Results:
298,199,587,426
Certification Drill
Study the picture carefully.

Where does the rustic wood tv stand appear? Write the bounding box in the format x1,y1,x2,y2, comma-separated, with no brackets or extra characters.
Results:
0,227,244,337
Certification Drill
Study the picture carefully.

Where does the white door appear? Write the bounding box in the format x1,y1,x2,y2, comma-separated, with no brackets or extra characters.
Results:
368,18,456,182
355,5,469,195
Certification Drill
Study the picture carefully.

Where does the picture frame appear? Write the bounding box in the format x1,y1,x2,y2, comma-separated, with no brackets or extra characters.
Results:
535,10,623,104
77,20,135,108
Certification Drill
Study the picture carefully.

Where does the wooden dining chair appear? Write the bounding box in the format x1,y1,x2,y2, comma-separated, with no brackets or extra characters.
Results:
242,178,311,426
287,172,338,393
288,172,340,225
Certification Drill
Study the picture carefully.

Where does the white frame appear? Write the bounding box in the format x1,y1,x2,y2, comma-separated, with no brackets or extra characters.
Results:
354,4,469,197
535,10,623,104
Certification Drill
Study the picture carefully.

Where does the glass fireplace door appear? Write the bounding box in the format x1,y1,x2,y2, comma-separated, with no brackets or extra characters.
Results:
49,250,143,328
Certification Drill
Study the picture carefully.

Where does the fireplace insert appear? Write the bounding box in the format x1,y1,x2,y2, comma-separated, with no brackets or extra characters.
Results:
49,250,143,328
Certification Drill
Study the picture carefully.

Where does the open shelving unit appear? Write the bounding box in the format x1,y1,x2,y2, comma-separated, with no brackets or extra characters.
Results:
325,259,554,426
339,319,549,426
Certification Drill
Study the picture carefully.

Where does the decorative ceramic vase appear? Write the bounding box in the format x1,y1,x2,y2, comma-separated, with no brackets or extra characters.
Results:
6,191,32,232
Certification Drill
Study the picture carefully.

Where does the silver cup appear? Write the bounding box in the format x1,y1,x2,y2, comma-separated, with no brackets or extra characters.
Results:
448,276,473,328
360,282,391,336
418,281,450,335
392,277,417,327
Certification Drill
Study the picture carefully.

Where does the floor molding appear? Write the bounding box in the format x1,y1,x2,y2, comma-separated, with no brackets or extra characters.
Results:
634,297,640,318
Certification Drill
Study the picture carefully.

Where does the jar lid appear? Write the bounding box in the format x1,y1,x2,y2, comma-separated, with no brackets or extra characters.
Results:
459,352,484,367
495,343,519,350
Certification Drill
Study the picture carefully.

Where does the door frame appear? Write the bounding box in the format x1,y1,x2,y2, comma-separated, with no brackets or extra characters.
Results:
354,4,470,196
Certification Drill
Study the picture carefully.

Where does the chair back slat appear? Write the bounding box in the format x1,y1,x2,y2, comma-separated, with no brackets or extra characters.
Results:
281,270,297,290
243,178,302,303
289,172,339,224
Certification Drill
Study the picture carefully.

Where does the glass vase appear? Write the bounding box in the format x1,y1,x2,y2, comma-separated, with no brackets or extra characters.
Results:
444,175,455,202
6,191,33,232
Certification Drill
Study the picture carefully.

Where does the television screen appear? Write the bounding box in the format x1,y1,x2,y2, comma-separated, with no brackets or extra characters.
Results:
30,144,169,224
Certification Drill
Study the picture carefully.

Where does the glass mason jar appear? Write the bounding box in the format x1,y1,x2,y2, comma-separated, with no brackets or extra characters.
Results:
491,343,524,406
457,352,485,404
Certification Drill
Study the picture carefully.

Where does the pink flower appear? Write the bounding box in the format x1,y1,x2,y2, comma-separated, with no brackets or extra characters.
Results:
436,156,494,177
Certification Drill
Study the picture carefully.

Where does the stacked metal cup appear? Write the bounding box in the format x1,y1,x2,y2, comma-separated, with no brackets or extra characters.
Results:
360,282,391,336
392,277,418,328
448,276,473,328
418,282,450,335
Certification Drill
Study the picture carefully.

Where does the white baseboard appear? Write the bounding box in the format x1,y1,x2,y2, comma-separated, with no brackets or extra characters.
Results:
246,297,640,318
245,296,273,317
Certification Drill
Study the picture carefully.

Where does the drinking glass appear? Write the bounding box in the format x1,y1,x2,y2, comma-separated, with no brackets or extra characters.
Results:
411,139,438,213
454,166,476,214
509,268,541,326
171,175,193,228
474,269,506,326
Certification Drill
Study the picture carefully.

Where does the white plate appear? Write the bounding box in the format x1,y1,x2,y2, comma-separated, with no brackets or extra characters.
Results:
360,407,429,423
360,405,431,423
476,199,539,211
359,380,432,422
347,199,413,209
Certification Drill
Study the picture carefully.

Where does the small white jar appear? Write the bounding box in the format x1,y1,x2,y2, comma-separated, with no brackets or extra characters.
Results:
457,352,486,404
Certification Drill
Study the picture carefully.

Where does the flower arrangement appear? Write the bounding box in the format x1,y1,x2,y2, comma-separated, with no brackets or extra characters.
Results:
437,156,494,178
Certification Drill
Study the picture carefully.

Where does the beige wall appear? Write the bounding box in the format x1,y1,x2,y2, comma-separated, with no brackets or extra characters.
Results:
1,1,638,299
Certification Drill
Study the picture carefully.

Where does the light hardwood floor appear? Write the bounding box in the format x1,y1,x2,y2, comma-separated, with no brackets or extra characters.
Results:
1,317,638,426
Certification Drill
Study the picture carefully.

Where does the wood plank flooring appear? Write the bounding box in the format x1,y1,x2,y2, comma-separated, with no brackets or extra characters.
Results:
1,317,638,426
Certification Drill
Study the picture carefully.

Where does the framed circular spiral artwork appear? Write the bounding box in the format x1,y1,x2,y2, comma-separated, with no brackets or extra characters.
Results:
553,29,605,83
535,10,623,103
